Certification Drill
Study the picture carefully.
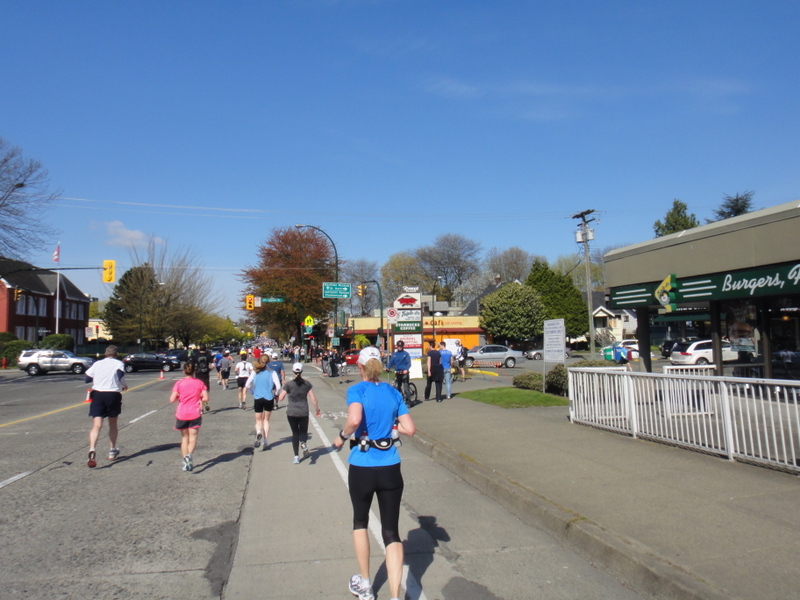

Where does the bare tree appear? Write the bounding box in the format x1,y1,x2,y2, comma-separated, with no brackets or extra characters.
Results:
415,233,481,303
341,258,379,316
484,246,543,283
0,138,61,259
380,252,429,302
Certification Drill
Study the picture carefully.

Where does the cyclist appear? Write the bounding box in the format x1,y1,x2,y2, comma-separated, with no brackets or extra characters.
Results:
386,340,412,403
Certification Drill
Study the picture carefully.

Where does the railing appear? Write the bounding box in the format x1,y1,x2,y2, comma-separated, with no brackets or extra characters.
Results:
568,367,800,473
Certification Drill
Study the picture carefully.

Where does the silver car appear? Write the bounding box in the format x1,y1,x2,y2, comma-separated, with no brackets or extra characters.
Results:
465,345,525,368
18,349,94,376
526,347,573,360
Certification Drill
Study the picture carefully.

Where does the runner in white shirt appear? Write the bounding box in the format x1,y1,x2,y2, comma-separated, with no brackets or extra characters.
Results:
84,345,128,468
234,351,254,410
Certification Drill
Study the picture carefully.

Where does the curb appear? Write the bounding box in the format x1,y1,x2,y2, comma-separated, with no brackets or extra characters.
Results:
406,430,729,600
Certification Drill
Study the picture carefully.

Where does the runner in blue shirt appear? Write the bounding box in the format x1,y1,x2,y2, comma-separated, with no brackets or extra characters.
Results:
333,346,416,600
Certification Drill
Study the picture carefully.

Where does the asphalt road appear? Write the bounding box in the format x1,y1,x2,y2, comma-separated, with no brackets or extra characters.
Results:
0,366,647,600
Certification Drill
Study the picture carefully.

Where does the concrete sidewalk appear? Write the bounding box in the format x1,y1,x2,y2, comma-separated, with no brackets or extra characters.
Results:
400,369,800,600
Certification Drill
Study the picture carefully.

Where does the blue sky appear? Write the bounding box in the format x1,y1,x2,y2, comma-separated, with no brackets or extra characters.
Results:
2,1,798,319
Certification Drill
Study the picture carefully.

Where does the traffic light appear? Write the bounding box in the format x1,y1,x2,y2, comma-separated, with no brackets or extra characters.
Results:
13,288,22,301
357,284,365,297
245,294,255,310
102,260,116,283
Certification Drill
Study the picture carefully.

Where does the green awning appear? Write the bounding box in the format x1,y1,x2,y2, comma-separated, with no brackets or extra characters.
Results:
653,313,710,323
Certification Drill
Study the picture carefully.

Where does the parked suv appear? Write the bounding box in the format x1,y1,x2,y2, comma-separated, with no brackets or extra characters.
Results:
18,349,93,376
670,340,738,365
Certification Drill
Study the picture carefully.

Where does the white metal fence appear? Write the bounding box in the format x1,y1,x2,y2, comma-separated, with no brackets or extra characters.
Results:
568,367,800,473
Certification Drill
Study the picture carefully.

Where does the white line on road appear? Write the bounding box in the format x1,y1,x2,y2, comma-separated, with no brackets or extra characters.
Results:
309,416,428,600
0,471,33,489
130,410,157,424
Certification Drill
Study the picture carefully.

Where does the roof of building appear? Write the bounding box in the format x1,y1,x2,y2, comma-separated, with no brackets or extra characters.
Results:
0,257,89,301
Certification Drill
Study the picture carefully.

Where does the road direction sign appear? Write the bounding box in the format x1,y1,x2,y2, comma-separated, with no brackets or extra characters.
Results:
262,297,284,303
322,282,352,299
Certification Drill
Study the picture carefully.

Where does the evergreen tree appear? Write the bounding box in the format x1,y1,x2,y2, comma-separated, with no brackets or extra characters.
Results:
479,283,545,341
707,191,754,223
653,200,699,237
526,260,588,338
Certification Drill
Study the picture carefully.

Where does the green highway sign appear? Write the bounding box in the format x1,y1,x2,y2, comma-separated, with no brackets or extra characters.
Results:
322,282,352,299
262,297,284,303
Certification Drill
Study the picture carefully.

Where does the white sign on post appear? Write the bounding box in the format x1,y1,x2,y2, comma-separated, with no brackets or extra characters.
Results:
543,318,566,363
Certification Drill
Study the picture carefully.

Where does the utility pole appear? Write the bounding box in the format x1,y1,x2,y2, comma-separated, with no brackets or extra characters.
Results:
573,210,596,358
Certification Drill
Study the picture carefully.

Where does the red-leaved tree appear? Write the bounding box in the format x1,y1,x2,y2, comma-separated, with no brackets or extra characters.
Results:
240,227,336,340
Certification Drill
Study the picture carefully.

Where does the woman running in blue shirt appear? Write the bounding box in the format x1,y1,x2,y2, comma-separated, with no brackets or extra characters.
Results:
333,346,416,600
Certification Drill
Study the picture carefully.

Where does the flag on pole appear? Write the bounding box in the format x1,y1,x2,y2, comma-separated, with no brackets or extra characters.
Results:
53,244,60,263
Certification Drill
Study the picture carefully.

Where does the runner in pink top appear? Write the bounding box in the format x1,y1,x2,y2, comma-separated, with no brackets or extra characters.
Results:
170,362,208,473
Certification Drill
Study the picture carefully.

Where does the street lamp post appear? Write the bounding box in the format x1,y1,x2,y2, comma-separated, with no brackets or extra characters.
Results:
431,276,444,345
295,224,339,348
362,280,384,352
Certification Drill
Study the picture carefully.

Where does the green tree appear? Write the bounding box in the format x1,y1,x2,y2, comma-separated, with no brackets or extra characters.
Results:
526,260,588,338
103,264,158,345
653,200,699,237
707,191,754,223
479,283,545,341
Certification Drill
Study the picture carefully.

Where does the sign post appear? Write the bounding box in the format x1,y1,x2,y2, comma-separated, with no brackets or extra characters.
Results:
543,318,566,391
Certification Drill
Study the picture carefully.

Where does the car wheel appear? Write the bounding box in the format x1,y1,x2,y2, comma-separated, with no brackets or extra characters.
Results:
533,352,542,360
696,357,709,365
27,364,41,376
504,357,516,368
465,358,474,368
124,364,134,373
163,363,172,372
71,363,86,374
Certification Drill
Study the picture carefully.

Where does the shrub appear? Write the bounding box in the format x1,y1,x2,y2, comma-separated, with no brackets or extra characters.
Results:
572,359,618,368
40,334,74,351
545,364,569,396
512,371,544,391
2,340,30,366
0,331,19,356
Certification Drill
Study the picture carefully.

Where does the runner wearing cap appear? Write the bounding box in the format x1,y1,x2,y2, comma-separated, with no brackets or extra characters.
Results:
276,362,321,464
333,346,416,600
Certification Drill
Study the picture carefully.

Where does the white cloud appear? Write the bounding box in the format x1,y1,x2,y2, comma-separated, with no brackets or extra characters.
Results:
103,221,163,248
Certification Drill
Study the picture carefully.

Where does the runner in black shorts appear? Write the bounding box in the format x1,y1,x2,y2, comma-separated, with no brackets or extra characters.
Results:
84,345,128,468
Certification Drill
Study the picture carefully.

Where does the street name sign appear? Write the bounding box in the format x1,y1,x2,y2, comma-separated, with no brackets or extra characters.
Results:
323,282,352,299
262,297,284,303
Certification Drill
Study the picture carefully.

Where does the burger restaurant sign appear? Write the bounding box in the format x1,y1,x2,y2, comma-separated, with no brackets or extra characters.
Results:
609,261,800,308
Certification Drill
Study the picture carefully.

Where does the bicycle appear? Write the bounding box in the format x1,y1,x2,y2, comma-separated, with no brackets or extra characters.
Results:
390,372,418,408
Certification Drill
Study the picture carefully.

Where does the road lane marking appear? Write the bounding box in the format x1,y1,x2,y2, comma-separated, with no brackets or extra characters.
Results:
0,379,163,428
0,471,33,489
130,410,157,423
309,416,428,600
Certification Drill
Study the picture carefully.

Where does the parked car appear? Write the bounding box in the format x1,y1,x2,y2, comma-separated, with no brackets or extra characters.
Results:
122,352,181,373
164,348,189,362
465,345,525,368
670,340,738,365
343,349,360,365
18,349,94,376
526,347,573,360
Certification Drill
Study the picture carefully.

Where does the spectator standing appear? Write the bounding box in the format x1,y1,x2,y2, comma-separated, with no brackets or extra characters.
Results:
438,341,454,399
386,340,412,401
455,340,467,382
169,362,207,472
84,345,128,468
424,340,443,402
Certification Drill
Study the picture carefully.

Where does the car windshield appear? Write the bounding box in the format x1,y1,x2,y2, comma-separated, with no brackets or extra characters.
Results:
469,346,481,352
672,342,692,352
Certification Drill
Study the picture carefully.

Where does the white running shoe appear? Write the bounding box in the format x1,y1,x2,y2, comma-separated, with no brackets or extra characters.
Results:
300,442,309,458
108,447,120,460
292,456,300,464
348,574,374,600
183,454,193,472
254,433,262,448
